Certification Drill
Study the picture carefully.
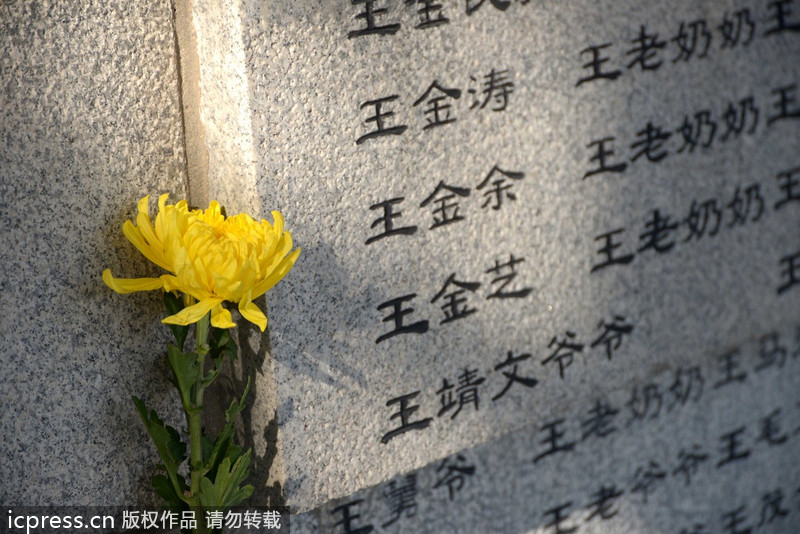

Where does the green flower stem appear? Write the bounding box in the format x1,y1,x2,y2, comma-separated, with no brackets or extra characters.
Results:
189,313,210,534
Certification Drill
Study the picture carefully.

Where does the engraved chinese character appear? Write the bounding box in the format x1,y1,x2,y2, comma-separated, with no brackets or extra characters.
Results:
576,43,621,85
376,294,429,344
413,81,462,129
348,0,400,39
357,95,407,144
381,391,432,444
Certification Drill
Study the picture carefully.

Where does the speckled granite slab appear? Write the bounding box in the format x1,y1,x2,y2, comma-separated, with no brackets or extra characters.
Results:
189,0,800,514
1,1,188,505
293,322,800,533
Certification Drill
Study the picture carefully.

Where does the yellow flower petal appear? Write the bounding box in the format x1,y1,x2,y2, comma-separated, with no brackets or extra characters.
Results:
253,247,301,298
153,194,172,242
159,274,182,292
162,298,224,326
106,196,299,329
123,220,171,271
211,304,236,329
135,197,169,268
238,296,267,332
102,269,164,294
270,211,284,237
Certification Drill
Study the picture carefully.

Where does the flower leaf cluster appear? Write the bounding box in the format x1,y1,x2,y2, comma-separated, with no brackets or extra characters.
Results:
103,194,300,331
133,294,255,525
104,195,298,532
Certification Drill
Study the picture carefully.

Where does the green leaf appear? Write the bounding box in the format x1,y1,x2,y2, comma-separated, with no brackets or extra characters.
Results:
225,443,243,461
201,378,251,481
209,327,238,362
163,292,189,350
132,396,189,505
201,366,221,389
234,484,255,506
152,474,188,511
202,435,215,464
202,421,234,481
201,328,238,388
166,345,201,412
198,450,254,508
225,376,251,423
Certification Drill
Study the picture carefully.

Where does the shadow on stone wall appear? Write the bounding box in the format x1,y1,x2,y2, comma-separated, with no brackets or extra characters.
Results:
203,295,285,510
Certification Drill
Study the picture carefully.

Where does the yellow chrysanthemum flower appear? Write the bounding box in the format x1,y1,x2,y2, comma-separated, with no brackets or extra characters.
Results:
102,194,300,331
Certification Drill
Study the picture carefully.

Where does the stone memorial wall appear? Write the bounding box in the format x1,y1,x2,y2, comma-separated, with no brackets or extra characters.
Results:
190,0,800,517
1,1,798,532
1,1,189,505
293,322,800,532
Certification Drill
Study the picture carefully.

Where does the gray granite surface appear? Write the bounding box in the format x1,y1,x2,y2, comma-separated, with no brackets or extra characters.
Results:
2,1,799,529
293,322,800,533
188,0,800,513
0,1,188,505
